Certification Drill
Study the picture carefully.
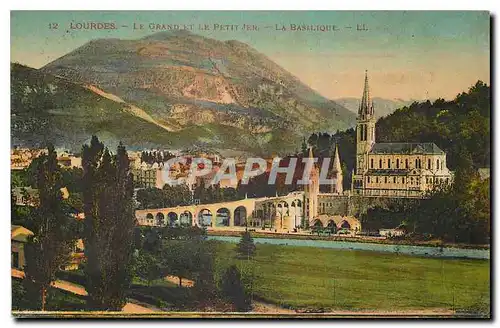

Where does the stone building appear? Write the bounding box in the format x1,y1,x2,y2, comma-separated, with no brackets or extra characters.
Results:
351,71,453,197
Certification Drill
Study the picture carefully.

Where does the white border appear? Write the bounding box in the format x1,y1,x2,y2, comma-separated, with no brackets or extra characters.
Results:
1,1,497,328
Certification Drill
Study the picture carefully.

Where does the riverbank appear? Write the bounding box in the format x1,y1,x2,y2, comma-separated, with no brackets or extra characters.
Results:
207,230,490,250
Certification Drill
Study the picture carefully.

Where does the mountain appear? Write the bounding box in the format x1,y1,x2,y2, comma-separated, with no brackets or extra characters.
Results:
11,63,179,151
31,30,354,155
335,97,418,119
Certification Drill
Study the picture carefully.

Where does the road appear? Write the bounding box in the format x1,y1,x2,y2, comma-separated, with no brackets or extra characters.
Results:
12,268,157,313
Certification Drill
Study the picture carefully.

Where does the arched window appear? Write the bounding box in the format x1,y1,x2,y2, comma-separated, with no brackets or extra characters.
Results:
415,159,418,168
371,158,374,168
367,176,371,183
388,159,391,169
384,176,388,183
402,177,405,184
405,159,409,168
379,159,382,168
393,177,396,183
428,159,431,169
396,159,400,169
437,159,440,170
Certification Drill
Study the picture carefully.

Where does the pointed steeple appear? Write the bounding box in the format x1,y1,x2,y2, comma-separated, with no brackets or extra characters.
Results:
308,146,314,159
330,144,343,194
359,70,374,118
332,144,341,172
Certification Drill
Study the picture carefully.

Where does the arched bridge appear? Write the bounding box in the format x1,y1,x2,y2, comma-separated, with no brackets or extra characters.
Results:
135,191,306,231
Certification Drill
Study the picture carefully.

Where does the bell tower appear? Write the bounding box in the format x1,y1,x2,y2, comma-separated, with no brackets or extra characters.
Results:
355,70,376,175
352,71,376,194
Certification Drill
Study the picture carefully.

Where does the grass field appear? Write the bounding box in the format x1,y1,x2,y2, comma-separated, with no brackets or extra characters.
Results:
213,241,490,313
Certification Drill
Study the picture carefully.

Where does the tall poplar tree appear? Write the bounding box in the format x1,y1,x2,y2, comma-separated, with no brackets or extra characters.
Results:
23,144,76,311
82,136,136,310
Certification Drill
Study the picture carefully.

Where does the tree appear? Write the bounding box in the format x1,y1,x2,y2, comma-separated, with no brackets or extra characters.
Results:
220,265,252,312
132,251,162,286
236,231,256,259
136,188,166,209
82,136,136,310
23,144,77,311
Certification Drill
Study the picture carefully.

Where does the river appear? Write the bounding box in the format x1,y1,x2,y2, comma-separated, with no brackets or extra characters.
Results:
207,235,489,260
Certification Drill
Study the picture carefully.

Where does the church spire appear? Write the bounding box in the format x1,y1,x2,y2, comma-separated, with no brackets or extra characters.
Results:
359,70,374,118
308,146,314,159
332,144,341,172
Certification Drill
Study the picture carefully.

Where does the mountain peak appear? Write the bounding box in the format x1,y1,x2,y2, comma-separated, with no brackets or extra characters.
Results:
141,30,194,41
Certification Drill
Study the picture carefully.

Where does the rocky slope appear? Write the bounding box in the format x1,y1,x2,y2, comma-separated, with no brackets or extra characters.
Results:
15,31,355,154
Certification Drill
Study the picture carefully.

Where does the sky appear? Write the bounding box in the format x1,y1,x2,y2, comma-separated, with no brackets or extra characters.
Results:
10,11,490,100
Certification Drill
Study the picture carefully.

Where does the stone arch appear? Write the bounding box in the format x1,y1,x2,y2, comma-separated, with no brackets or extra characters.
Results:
234,206,247,226
312,219,323,228
198,209,212,227
339,220,351,230
326,220,337,233
179,211,193,227
146,213,154,220
167,212,178,227
215,208,230,227
156,212,165,226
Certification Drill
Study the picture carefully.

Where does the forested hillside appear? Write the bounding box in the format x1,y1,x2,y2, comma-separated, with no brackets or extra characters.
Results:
308,81,490,189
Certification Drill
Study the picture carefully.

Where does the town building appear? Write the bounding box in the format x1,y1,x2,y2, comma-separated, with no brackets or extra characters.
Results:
11,225,33,270
351,71,453,197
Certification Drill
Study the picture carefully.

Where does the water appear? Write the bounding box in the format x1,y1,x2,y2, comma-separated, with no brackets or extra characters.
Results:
207,235,489,260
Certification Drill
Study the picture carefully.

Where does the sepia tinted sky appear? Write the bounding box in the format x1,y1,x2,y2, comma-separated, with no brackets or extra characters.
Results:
11,11,490,100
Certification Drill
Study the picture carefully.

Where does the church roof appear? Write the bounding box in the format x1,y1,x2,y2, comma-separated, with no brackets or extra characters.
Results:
369,142,444,155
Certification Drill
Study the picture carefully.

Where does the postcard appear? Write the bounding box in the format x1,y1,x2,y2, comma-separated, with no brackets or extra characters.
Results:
10,10,490,319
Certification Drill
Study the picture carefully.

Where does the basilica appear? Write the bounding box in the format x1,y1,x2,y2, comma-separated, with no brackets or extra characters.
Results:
351,71,453,197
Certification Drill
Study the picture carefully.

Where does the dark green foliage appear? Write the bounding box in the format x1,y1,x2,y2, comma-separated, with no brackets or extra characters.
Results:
406,157,490,244
220,265,252,312
194,182,243,205
81,136,136,310
237,231,256,259
132,251,163,286
136,184,192,209
23,144,77,311
11,170,29,188
12,278,86,312
140,150,175,164
308,81,490,191
363,154,490,244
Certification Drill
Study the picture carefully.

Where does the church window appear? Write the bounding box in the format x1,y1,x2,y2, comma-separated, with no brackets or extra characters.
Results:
436,159,440,170
379,159,382,168
396,159,400,168
428,159,431,169
405,159,409,168
371,158,374,168
388,159,391,168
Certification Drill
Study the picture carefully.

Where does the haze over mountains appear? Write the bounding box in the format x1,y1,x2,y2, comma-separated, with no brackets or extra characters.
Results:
335,97,419,119
11,30,358,155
